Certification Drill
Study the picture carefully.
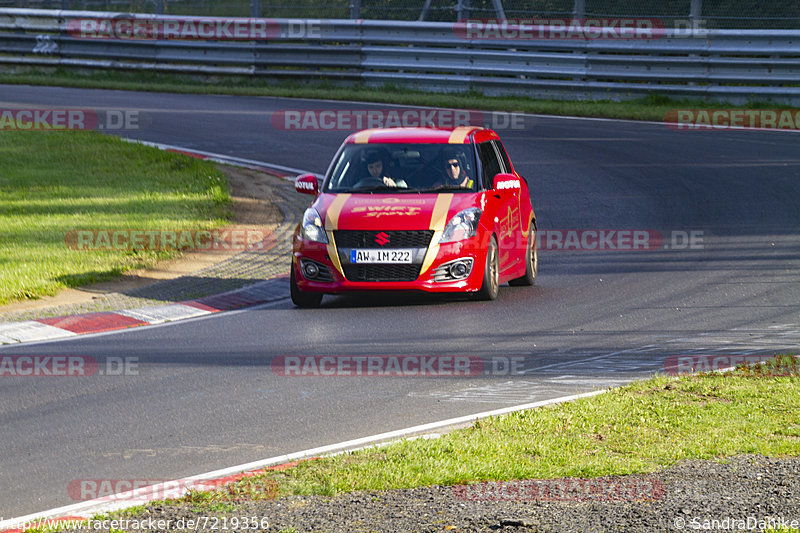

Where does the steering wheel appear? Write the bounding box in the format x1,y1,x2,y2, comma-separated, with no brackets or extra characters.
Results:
353,177,385,189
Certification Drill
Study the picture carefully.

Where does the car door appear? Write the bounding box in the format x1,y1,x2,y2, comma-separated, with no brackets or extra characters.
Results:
477,140,519,276
492,139,526,267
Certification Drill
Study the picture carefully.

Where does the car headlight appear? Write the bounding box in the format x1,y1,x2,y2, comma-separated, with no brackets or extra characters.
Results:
301,207,328,243
440,208,482,243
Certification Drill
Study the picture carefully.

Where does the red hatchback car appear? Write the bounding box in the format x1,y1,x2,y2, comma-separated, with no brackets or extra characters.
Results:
290,126,537,307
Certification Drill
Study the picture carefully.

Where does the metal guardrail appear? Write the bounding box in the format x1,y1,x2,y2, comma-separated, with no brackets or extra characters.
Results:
1,8,798,104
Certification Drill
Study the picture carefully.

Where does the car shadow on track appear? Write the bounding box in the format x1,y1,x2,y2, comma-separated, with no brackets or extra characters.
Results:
296,285,544,309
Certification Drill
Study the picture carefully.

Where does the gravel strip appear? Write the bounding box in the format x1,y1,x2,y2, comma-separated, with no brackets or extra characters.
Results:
56,454,800,532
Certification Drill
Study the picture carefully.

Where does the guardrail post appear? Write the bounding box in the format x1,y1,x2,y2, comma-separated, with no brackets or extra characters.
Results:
574,0,585,19
491,0,506,20
350,0,361,19
419,0,431,21
690,0,702,25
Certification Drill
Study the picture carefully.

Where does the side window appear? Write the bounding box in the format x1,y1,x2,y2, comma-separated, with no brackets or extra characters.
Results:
492,140,512,174
477,142,502,188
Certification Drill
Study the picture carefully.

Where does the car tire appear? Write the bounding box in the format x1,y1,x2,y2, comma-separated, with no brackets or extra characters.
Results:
509,221,537,287
473,235,499,301
291,267,323,308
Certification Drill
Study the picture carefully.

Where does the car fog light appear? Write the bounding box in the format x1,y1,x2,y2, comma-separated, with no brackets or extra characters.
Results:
302,261,320,279
450,261,468,278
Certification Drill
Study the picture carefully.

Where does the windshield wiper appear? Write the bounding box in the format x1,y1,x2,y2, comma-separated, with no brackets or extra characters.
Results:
351,184,400,192
416,185,468,193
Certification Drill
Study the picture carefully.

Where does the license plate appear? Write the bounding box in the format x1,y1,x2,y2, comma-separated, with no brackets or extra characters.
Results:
350,249,412,264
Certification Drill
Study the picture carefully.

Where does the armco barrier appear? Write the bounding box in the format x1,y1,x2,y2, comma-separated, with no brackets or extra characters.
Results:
0,9,798,104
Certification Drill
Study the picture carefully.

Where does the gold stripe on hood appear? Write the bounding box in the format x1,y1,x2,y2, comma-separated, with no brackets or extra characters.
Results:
429,193,453,230
326,232,343,276
420,193,453,275
324,194,350,275
324,194,351,230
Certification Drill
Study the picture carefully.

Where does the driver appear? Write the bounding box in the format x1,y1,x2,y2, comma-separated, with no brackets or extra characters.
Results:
365,151,399,187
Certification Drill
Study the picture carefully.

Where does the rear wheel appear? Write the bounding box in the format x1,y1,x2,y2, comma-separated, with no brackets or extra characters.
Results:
290,267,323,308
509,221,537,287
473,236,499,301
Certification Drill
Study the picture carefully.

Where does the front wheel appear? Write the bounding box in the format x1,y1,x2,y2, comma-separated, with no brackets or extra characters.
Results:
509,222,537,287
291,267,323,308
473,236,499,301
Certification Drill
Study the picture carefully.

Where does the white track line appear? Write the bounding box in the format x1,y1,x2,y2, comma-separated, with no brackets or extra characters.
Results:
0,388,605,531
122,138,312,176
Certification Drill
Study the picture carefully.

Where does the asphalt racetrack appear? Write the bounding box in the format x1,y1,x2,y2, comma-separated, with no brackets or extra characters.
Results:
1,85,799,518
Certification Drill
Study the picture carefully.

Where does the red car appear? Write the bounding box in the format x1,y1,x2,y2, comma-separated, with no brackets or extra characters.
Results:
290,126,537,307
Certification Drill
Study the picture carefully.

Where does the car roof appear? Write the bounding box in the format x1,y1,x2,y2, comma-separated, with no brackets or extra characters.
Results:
343,126,500,145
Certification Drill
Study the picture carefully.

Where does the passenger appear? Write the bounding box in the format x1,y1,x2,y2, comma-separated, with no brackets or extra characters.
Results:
442,151,473,188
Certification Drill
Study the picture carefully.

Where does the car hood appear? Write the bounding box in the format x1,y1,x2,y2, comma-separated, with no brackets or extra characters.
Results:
314,193,480,231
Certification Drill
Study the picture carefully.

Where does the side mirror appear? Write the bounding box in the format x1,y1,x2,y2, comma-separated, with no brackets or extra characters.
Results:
492,173,521,191
295,173,319,195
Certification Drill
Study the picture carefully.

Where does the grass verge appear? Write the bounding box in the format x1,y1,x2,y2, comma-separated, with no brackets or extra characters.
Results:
236,356,799,500
19,356,800,532
1,68,792,123
0,131,230,305
177,355,800,508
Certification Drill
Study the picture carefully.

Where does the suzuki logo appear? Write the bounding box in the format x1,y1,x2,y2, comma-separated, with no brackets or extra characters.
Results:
374,232,390,246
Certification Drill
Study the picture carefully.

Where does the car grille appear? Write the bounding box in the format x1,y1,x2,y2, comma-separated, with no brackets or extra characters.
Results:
334,230,433,282
334,230,434,249
342,264,422,282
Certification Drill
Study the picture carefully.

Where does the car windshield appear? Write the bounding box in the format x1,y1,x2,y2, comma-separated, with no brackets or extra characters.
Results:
323,143,478,193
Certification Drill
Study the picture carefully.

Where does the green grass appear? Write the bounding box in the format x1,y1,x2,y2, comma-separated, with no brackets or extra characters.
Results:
20,356,799,531
1,68,793,124
0,131,230,305
167,355,800,507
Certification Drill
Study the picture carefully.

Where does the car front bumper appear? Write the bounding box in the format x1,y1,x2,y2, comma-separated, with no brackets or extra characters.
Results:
292,234,487,294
